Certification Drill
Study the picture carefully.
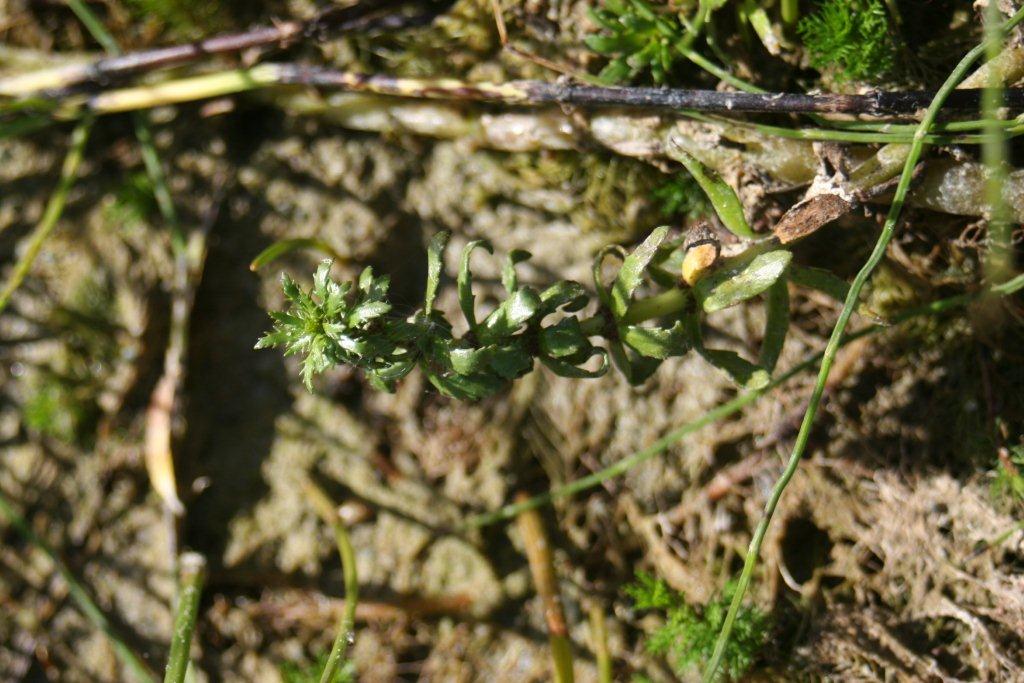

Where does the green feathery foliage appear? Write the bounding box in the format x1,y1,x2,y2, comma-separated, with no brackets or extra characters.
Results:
626,572,769,681
797,0,897,82
280,654,354,683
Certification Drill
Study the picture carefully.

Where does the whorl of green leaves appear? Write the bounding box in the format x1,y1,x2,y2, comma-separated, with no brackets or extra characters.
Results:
258,229,799,401
797,0,897,82
586,0,688,84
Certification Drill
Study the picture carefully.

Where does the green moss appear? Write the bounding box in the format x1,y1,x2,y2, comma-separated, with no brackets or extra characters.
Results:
121,0,230,38
501,151,673,236
23,373,98,444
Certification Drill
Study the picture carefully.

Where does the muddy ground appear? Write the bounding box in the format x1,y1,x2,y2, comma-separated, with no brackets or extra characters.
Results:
2,1,1024,681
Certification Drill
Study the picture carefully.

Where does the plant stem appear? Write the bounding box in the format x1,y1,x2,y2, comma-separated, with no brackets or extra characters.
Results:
465,270,1024,528
702,9,1024,681
588,604,613,683
0,489,157,682
516,492,574,683
306,481,359,683
163,553,206,683
781,0,799,25
982,1,1014,286
621,288,690,325
0,115,92,315
18,63,1024,119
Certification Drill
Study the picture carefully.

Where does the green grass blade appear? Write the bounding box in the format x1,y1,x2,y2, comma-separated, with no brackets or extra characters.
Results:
0,115,93,315
249,238,342,271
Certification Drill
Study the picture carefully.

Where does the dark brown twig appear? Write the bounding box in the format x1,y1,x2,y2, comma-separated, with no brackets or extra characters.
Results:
271,65,1024,115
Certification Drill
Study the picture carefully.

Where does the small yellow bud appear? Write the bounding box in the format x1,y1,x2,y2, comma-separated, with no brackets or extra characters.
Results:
681,222,721,287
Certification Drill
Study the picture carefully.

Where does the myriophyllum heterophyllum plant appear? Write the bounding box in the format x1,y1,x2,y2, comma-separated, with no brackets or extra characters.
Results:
257,227,828,400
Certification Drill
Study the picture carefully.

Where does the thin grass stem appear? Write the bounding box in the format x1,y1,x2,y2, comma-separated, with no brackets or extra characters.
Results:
0,490,157,682
163,553,206,683
305,481,359,683
0,115,92,315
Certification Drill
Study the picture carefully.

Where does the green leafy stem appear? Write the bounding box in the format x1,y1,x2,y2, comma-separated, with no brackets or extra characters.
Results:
257,228,853,401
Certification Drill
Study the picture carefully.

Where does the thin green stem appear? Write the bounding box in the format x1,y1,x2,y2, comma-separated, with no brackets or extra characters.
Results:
0,489,157,682
588,604,613,683
163,553,206,683
306,482,359,683
781,0,799,25
621,288,690,325
983,1,1014,285
687,110,1024,145
0,115,92,315
702,9,1024,681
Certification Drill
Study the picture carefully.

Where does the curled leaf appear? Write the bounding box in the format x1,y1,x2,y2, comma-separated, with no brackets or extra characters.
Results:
503,250,532,294
612,226,671,318
249,237,341,272
481,286,542,339
621,322,689,359
665,140,756,239
458,240,494,332
425,231,451,311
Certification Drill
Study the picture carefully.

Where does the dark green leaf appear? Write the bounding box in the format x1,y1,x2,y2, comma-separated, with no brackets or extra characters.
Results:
621,321,689,359
449,346,490,375
488,345,534,379
592,245,627,310
482,287,541,339
539,317,588,358
503,250,531,294
609,341,660,384
540,349,609,379
539,281,588,314
700,348,770,389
